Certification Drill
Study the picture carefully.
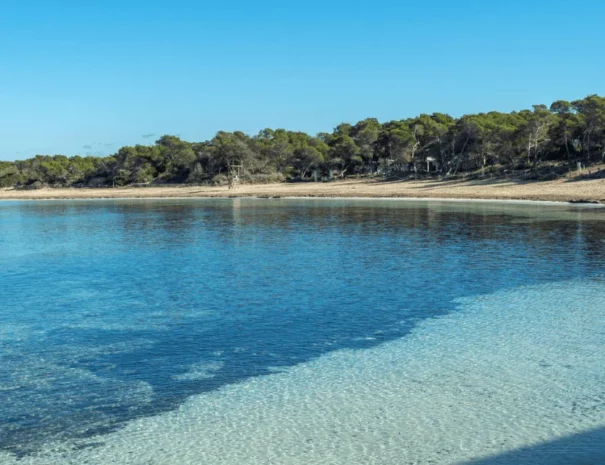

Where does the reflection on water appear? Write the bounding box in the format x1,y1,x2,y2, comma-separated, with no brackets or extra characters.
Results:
0,199,604,460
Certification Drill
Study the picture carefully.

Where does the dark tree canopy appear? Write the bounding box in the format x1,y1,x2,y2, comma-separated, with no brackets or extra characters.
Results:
2,94,605,189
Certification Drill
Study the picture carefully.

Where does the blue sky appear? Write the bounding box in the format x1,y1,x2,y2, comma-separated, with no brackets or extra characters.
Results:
1,0,604,161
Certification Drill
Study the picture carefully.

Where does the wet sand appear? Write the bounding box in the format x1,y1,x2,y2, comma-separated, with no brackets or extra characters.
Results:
1,177,605,203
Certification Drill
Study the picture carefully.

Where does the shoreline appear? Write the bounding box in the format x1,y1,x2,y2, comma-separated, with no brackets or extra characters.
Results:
4,196,603,209
1,177,605,204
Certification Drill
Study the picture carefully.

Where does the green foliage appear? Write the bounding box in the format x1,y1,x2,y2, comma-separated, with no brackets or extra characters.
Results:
3,94,605,188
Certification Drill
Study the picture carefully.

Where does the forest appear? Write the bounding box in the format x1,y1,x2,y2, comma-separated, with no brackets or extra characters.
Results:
1,94,604,189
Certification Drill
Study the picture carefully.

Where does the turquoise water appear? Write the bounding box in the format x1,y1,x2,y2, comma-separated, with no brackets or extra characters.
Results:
1,198,605,464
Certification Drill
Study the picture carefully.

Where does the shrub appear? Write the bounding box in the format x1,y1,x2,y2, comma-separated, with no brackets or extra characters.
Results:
211,174,229,186
240,173,285,184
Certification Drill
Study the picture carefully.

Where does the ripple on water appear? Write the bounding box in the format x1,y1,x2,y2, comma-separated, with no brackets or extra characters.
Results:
3,279,605,465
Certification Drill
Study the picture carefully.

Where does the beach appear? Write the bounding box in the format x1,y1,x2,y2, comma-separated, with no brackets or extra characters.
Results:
2,176,605,203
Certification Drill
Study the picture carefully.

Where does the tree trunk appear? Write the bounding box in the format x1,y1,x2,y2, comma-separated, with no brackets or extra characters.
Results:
452,135,470,176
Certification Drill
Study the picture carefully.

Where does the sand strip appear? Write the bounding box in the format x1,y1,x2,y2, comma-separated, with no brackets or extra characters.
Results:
1,177,605,203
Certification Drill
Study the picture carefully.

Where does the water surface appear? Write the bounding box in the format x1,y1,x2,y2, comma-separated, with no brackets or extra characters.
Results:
1,198,604,464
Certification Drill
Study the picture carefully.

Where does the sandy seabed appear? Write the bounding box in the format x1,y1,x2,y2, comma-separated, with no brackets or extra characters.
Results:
1,177,605,203
3,280,605,465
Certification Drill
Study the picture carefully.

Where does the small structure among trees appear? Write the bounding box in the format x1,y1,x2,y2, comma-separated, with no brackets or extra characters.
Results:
228,163,243,190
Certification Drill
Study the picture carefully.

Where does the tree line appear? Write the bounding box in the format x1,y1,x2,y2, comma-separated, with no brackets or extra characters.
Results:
1,94,604,189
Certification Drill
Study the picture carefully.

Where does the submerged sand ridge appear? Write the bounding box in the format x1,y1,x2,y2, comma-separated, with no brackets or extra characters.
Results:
2,177,605,203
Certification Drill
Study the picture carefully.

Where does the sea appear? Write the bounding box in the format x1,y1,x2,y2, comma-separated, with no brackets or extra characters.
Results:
1,198,604,464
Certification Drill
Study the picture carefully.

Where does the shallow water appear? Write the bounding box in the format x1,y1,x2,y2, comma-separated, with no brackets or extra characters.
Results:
1,198,604,464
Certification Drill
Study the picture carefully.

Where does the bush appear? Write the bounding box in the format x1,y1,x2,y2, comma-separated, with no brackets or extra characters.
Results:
17,180,46,190
86,176,110,187
539,172,559,181
211,174,229,186
240,173,285,184
187,163,206,183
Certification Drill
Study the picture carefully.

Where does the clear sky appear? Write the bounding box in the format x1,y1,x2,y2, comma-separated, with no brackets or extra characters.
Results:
1,0,604,161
